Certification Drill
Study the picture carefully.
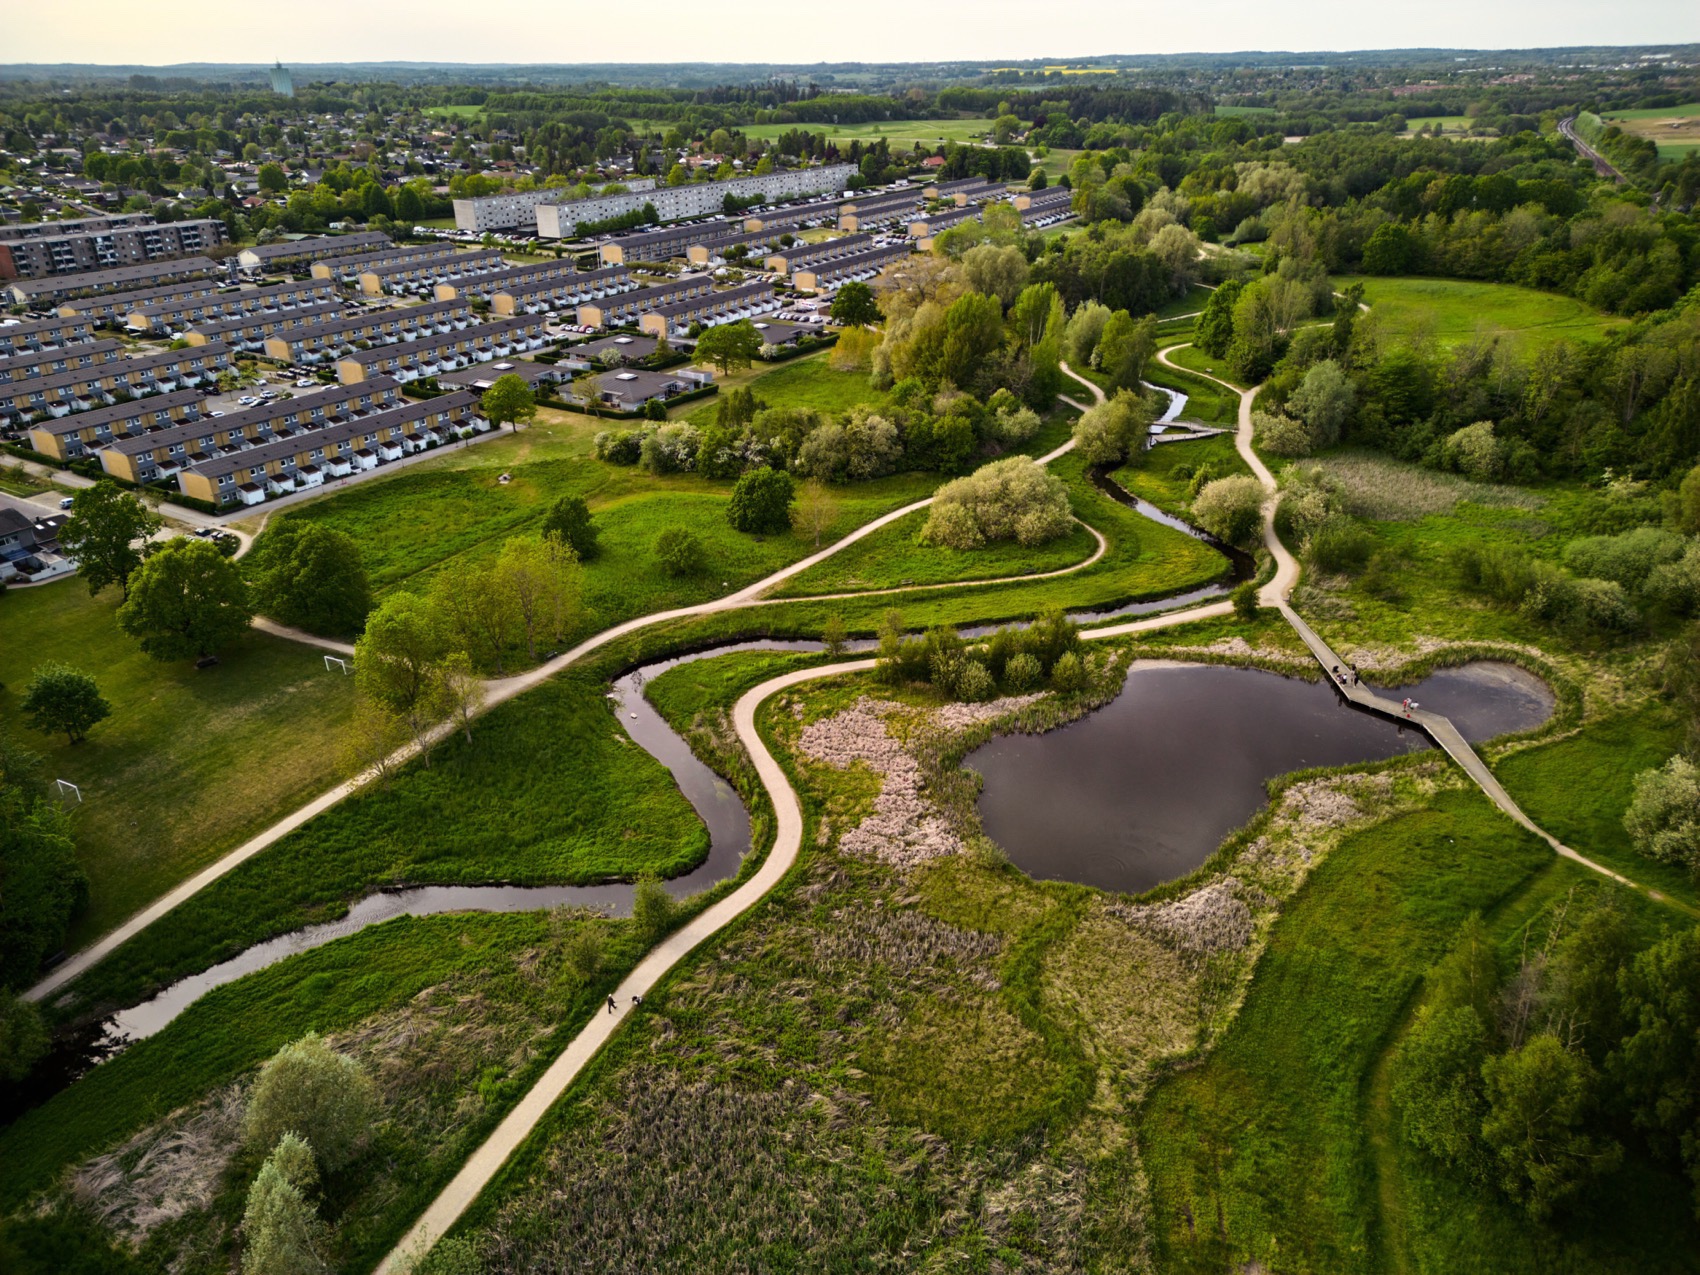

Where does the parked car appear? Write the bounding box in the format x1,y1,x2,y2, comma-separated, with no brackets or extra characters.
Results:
60,496,75,510
295,378,315,388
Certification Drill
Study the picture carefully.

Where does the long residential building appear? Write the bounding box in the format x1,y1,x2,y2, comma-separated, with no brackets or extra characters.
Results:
577,276,714,329
0,339,124,384
837,194,924,232
1,344,232,424
125,278,340,334
489,266,636,316
7,257,220,308
764,233,874,276
740,202,842,235
57,276,230,327
435,258,581,302
306,242,458,283
262,298,476,364
357,248,507,297
236,232,393,275
334,315,549,384
178,391,490,507
597,221,748,267
0,314,98,358
0,213,155,242
637,281,778,339
924,177,1001,204
451,178,659,234
101,377,404,484
25,387,209,461
183,300,346,352
0,218,224,281
791,242,913,292
533,165,859,240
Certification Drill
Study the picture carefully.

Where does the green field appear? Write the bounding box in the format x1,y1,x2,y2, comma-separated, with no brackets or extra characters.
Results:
1214,104,1277,117
677,353,890,426
1400,115,1483,137
1337,275,1628,353
0,583,357,948
52,662,706,1019
1601,103,1700,160
738,118,992,147
424,104,483,119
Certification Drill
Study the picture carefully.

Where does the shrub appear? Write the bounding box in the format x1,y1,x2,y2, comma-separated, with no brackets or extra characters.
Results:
919,457,1072,549
593,429,642,464
1306,516,1374,574
1050,651,1086,692
1192,475,1265,547
955,660,995,702
243,1032,379,1174
1071,390,1153,466
639,422,700,474
1254,409,1316,458
1562,526,1686,594
631,874,676,944
1441,421,1507,482
726,467,795,534
1624,755,1700,873
655,528,706,577
1003,651,1042,691
241,1133,326,1275
542,495,600,562
1231,581,1258,621
1391,1005,1489,1170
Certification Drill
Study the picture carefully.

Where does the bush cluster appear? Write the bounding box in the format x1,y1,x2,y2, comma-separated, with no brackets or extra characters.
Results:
876,610,1086,700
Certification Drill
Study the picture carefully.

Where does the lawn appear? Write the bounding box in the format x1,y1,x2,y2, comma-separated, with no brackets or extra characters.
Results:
0,908,650,1274
1400,115,1480,137
0,583,358,949
677,351,891,426
1137,787,1697,1273
739,118,992,147
768,505,1100,597
52,664,706,1020
423,104,483,119
1161,341,1245,393
1112,432,1249,516
1153,282,1213,319
1336,275,1628,354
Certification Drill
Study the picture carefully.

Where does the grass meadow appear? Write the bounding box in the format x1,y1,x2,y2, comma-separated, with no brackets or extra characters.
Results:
1339,275,1628,354
738,118,993,147
0,583,358,948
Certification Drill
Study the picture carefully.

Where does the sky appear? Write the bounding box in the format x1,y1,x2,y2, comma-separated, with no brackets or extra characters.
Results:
8,0,1699,67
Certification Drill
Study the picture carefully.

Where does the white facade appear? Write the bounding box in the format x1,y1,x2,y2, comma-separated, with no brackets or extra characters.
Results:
534,165,858,239
452,177,659,234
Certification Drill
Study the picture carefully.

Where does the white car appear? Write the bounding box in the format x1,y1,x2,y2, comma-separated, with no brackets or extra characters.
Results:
295,378,315,388
237,396,261,407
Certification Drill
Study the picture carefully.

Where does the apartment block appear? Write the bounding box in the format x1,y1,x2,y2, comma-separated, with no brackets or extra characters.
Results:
178,391,490,507
488,266,636,316
236,231,393,275
101,378,403,484
0,218,224,281
0,339,123,384
357,248,506,296
262,299,476,365
1,344,232,424
533,165,858,239
7,257,220,309
183,300,346,352
576,276,714,330
25,387,209,461
0,314,98,358
791,242,913,292
125,279,339,334
636,282,779,339
334,315,549,384
451,177,659,234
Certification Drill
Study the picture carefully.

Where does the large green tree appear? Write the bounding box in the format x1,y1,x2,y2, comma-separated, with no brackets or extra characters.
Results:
116,537,252,662
541,495,599,561
480,373,537,431
20,663,111,745
1481,1034,1620,1220
696,321,763,376
247,519,373,637
57,480,162,600
726,466,795,535
829,280,880,327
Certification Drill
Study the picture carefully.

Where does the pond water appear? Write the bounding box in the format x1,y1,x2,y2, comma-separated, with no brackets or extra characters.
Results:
966,660,1554,895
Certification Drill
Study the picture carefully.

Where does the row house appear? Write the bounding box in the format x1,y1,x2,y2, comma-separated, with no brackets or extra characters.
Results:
25,387,207,461
637,282,779,339
1013,197,1077,229
263,299,476,364
334,315,548,384
576,276,713,330
178,391,488,506
597,222,731,267
923,177,1001,206
125,278,338,334
682,228,782,267
1012,189,1074,213
0,344,231,423
308,242,460,283
0,339,124,385
183,300,345,352
739,204,836,235
59,276,229,327
0,314,98,358
791,242,914,293
236,231,393,276
764,232,874,277
442,258,583,302
357,248,506,297
101,377,403,484
837,196,923,233
489,266,636,316
6,257,220,309
908,205,980,250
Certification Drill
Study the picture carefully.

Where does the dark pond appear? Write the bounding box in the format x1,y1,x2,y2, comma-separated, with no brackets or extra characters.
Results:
967,660,1554,895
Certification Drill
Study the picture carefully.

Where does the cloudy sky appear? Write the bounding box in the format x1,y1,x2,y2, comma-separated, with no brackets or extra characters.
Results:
8,0,1697,66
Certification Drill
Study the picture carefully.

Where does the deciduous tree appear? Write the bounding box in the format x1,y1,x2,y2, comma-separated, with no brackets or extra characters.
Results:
247,519,372,637
21,663,110,745
726,466,794,534
117,537,252,662
480,373,537,431
695,320,762,375
244,1032,379,1174
58,480,162,600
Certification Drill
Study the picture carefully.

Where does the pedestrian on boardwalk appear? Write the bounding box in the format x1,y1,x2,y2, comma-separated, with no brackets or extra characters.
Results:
1402,697,1411,715
606,994,617,1014
1349,665,1359,686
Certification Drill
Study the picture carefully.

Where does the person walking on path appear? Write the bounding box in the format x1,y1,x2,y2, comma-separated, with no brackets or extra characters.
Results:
1402,697,1411,716
606,995,617,1015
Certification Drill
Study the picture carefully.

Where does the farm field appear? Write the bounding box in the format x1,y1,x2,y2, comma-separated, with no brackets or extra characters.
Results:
0,583,358,948
738,117,992,146
1337,274,1628,353
1602,101,1700,158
